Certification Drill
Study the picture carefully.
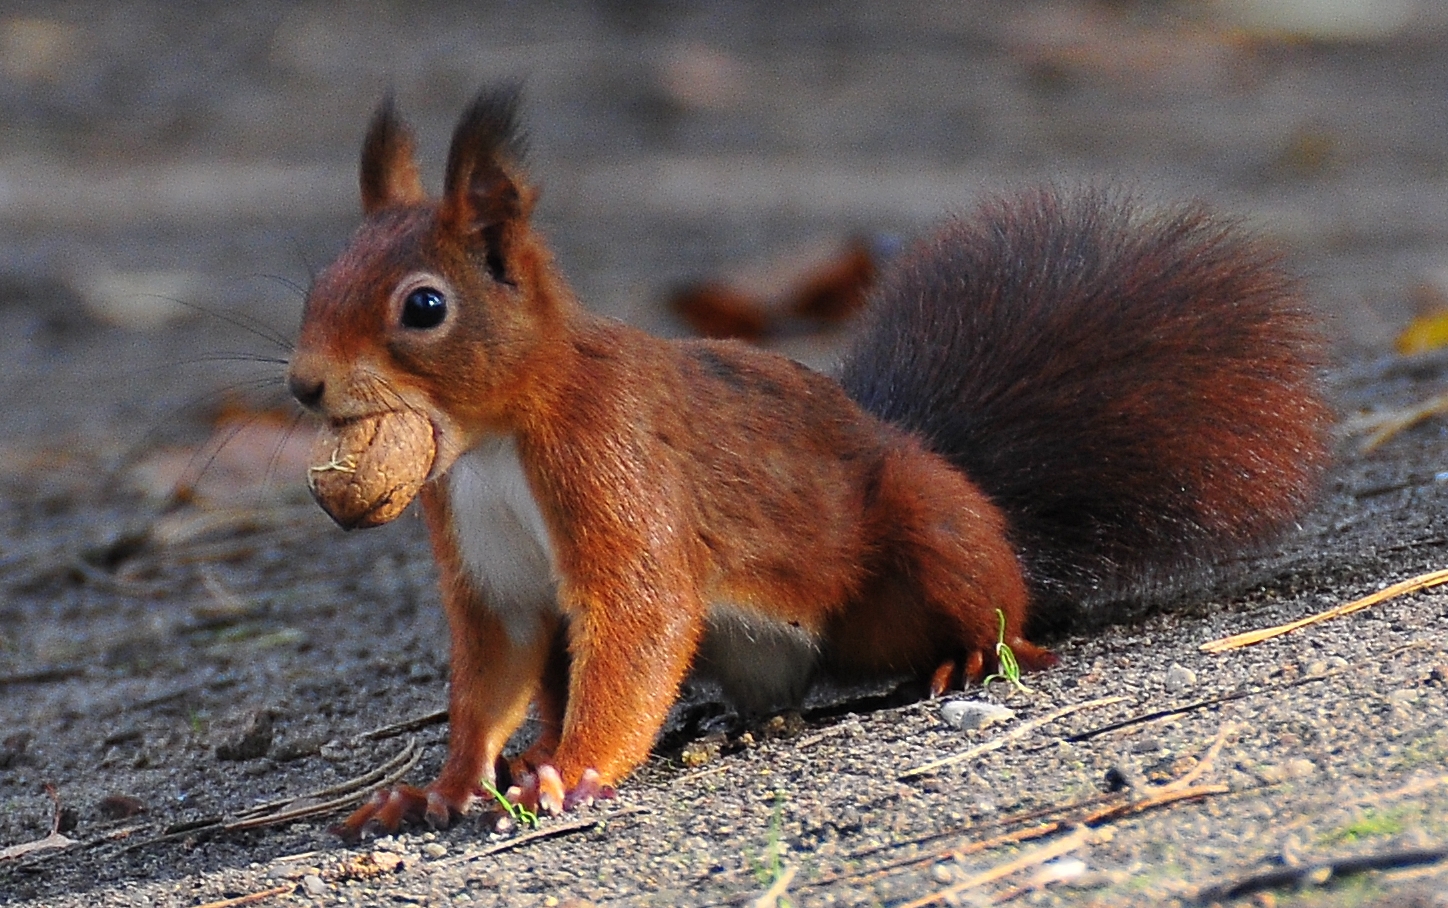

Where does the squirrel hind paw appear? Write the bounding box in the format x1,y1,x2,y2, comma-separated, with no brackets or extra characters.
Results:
563,768,615,811
928,638,1058,695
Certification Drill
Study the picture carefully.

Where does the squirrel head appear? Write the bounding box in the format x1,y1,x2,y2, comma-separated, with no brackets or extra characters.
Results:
288,87,569,480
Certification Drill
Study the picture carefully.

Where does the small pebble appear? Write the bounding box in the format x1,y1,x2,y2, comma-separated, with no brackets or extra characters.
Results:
1280,834,1306,867
1164,663,1197,691
97,794,147,820
1387,688,1419,706
422,842,448,858
940,700,1015,731
370,851,404,873
1032,857,1087,885
1256,758,1317,785
302,874,326,896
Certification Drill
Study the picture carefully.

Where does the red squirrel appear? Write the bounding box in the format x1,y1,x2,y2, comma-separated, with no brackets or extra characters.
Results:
285,88,1330,838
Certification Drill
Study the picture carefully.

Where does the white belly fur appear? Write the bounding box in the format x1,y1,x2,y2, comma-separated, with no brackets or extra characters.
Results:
445,437,559,646
697,604,821,715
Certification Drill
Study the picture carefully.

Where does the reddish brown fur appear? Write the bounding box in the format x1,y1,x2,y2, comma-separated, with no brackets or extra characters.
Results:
841,189,1332,629
287,90,1326,838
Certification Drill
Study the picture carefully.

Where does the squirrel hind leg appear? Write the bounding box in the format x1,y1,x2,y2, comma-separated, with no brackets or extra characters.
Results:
831,441,1052,689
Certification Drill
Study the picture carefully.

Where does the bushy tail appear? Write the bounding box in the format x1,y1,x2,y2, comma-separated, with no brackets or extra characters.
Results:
838,188,1331,629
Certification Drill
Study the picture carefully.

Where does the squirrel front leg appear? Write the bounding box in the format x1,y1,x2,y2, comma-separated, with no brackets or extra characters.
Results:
491,559,707,816
337,485,557,839
551,577,706,789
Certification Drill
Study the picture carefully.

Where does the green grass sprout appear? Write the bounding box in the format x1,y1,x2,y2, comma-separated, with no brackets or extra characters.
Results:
982,608,1032,694
480,778,539,829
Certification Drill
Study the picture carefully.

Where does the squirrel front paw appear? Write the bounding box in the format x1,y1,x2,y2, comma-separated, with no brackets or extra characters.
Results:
333,778,478,842
503,765,614,818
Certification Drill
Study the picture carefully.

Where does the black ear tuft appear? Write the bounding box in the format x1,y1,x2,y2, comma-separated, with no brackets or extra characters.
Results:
439,85,531,278
360,94,426,215
443,85,528,190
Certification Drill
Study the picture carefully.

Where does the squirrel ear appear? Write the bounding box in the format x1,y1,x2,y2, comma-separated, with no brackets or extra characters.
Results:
359,96,425,215
439,87,530,258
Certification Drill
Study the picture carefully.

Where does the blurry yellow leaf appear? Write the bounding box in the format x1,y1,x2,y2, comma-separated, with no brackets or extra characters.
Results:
1395,309,1448,355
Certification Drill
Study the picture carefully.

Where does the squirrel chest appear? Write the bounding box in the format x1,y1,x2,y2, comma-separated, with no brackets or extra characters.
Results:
443,438,559,645
442,422,824,712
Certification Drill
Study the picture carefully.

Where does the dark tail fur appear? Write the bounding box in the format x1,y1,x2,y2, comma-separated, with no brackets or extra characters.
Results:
838,187,1331,630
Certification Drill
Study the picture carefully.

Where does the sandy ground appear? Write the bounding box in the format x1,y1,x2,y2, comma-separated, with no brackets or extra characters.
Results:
4,2,1448,906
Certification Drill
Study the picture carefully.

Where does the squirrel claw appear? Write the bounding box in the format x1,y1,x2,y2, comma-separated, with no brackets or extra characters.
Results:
928,659,961,696
565,768,614,811
928,651,988,693
504,765,613,817
928,638,1058,695
333,782,473,842
333,785,426,843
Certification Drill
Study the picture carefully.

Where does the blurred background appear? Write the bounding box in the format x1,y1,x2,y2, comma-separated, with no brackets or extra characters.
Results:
1,0,1446,452
0,2,1442,443
4,5,1448,895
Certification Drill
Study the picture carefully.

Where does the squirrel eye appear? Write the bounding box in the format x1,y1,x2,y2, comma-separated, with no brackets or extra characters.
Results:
400,286,447,329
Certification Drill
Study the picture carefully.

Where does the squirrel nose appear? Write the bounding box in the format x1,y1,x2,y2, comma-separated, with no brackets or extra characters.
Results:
287,371,326,411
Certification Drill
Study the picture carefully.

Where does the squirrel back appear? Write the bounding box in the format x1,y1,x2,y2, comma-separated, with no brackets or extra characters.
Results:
839,188,1331,629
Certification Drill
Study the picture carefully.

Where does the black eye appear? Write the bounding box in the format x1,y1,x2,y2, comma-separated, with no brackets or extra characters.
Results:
401,286,447,329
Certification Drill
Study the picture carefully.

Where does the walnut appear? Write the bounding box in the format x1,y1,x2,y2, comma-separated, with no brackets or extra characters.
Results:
307,410,435,528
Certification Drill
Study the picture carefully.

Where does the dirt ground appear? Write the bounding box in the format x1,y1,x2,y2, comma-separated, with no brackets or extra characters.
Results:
4,2,1448,906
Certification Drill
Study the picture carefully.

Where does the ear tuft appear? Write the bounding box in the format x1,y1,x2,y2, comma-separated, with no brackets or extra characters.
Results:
360,95,426,215
445,85,528,179
440,85,530,241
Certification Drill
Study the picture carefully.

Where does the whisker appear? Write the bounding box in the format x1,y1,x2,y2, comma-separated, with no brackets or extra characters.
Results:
287,232,319,286
162,352,291,369
123,360,284,388
196,354,291,369
357,366,411,413
177,408,278,501
160,294,296,353
119,377,294,471
255,408,311,509
254,272,309,300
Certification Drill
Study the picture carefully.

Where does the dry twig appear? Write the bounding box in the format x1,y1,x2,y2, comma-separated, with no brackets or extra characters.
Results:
354,709,449,742
1351,390,1448,453
431,805,649,868
193,884,295,908
898,825,1092,908
773,724,1234,906
0,785,77,862
750,863,798,908
1202,568,1448,652
1197,846,1448,902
